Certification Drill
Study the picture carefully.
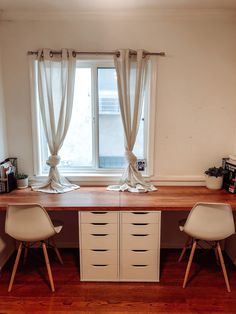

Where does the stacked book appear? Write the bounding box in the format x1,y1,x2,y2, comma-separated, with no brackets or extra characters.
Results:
222,155,236,193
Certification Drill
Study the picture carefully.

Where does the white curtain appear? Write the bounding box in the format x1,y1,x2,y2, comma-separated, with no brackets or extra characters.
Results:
108,49,156,193
32,48,79,193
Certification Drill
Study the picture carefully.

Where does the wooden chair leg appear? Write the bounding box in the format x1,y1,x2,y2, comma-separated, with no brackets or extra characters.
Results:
217,242,231,292
50,238,63,265
8,242,23,292
42,242,55,292
178,236,192,262
183,240,197,288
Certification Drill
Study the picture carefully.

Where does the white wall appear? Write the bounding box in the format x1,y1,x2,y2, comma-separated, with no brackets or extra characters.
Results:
1,12,236,183
0,48,13,269
0,47,8,161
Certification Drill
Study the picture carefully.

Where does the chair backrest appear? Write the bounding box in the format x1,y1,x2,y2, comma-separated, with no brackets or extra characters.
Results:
183,202,235,241
5,203,56,242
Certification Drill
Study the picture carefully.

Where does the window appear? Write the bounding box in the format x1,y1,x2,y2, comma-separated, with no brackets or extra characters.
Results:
32,59,152,176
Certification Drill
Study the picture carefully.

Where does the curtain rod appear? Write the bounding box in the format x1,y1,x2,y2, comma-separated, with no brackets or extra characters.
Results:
27,50,165,57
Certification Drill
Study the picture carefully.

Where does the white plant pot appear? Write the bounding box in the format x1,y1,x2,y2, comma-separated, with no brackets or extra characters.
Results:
17,178,28,189
205,175,223,190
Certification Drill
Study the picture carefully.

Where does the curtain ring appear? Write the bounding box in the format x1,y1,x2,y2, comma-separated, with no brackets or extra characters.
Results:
116,51,120,58
142,50,148,58
49,50,53,58
129,49,136,58
72,50,76,58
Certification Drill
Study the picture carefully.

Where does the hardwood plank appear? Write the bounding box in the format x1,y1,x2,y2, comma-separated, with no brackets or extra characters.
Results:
0,186,236,211
0,249,236,313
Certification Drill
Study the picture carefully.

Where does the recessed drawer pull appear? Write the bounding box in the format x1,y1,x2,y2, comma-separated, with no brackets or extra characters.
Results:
91,212,108,214
91,249,108,252
131,212,148,215
132,249,148,252
91,223,108,225
92,264,108,267
131,234,149,237
132,265,148,267
132,223,149,226
91,234,108,236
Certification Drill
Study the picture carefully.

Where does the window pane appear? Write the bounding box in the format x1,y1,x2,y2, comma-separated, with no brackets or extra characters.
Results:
40,64,145,173
133,112,144,159
98,68,144,169
58,67,93,169
98,68,125,168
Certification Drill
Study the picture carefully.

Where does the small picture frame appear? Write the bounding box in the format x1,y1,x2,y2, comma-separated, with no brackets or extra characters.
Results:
137,159,146,171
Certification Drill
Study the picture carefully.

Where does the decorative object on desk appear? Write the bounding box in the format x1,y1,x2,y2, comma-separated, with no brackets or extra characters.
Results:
107,49,156,193
30,48,79,194
205,166,225,190
16,173,28,189
0,158,17,193
137,159,146,172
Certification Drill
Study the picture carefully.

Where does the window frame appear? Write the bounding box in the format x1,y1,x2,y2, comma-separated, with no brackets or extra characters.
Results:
29,56,156,181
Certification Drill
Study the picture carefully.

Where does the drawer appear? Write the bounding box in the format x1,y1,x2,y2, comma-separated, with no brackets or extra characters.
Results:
81,249,118,265
81,233,118,249
120,264,158,281
81,263,118,281
121,233,158,250
80,211,118,224
81,223,118,235
121,212,160,224
121,222,158,235
120,249,158,265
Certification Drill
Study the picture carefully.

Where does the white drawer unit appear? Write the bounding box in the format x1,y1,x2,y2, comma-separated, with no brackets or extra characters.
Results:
79,210,161,282
120,211,161,282
79,211,119,281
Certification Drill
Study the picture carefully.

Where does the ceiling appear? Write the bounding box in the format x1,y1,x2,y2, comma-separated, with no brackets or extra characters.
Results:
1,0,236,12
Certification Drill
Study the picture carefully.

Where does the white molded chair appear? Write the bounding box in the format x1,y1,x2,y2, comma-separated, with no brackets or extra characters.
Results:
5,203,63,292
178,202,235,292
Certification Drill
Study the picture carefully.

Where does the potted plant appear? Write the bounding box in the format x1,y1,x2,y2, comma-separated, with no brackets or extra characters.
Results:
205,166,226,190
16,173,29,189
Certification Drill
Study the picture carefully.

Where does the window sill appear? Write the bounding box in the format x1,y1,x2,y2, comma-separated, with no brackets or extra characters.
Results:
30,173,150,186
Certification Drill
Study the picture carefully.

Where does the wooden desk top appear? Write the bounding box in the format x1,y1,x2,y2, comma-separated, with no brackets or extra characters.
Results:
0,186,236,211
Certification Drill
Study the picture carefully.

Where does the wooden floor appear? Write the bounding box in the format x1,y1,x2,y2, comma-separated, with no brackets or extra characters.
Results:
0,249,236,313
